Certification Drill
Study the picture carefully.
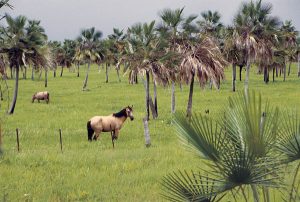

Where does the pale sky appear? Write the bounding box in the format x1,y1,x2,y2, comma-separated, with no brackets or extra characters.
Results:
2,0,300,41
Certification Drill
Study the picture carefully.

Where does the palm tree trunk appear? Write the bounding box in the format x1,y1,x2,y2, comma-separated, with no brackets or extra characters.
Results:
135,74,138,84
82,61,91,90
45,69,48,88
272,67,275,82
153,81,158,117
10,67,13,79
245,59,250,93
267,67,269,83
143,117,151,147
146,71,150,120
77,62,80,77
186,74,194,118
24,67,27,80
262,187,270,202
31,66,34,80
239,65,243,81
105,63,109,83
8,66,19,114
276,66,278,77
279,68,282,77
38,70,42,80
232,64,236,92
129,72,133,84
251,184,260,202
264,66,269,84
149,95,157,119
171,81,175,114
288,61,292,76
283,58,287,81
116,68,121,82
60,66,64,77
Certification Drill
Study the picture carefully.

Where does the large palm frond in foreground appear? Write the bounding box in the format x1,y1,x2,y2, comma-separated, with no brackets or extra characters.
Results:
277,111,300,202
163,91,283,201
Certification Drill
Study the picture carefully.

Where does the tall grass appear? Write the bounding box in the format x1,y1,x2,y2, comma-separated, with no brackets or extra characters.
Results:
0,64,299,201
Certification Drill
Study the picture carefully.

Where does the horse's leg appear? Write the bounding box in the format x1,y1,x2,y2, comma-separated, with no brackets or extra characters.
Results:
114,129,120,140
111,130,115,140
94,132,101,141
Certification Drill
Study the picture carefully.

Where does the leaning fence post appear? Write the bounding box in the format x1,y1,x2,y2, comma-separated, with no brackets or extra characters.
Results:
59,129,63,153
16,128,20,152
143,117,151,147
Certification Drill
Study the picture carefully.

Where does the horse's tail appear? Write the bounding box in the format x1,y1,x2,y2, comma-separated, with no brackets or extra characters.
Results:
87,120,94,141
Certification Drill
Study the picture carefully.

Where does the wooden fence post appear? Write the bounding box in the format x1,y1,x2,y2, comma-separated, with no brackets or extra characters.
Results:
59,129,63,153
143,117,151,147
16,128,20,152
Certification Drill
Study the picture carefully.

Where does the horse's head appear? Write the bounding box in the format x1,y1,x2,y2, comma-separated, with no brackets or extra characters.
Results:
32,93,37,103
126,105,134,121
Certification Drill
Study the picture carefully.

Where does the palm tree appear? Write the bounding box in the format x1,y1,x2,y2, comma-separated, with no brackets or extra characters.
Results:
1,15,50,114
4,15,28,113
0,0,13,153
0,0,12,21
58,39,75,77
25,20,46,80
179,36,227,118
108,28,126,82
101,39,115,83
234,0,280,91
279,20,298,79
123,21,172,120
223,27,238,91
48,40,62,78
197,10,223,40
270,49,285,82
77,27,102,90
163,91,283,201
159,7,185,114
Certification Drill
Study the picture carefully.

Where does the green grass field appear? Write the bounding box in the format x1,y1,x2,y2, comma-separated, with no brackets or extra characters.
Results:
0,65,299,201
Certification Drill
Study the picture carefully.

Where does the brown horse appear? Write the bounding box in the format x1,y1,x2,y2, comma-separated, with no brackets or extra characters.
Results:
32,91,50,104
87,106,134,142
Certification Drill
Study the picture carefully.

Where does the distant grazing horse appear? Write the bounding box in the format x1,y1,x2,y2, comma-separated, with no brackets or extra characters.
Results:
32,91,49,104
87,106,134,143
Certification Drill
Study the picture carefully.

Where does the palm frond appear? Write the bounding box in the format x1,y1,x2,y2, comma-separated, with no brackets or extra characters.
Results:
277,110,300,163
162,170,227,202
224,91,279,157
173,112,224,162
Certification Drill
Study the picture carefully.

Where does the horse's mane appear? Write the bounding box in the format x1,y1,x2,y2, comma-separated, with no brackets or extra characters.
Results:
113,108,127,118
